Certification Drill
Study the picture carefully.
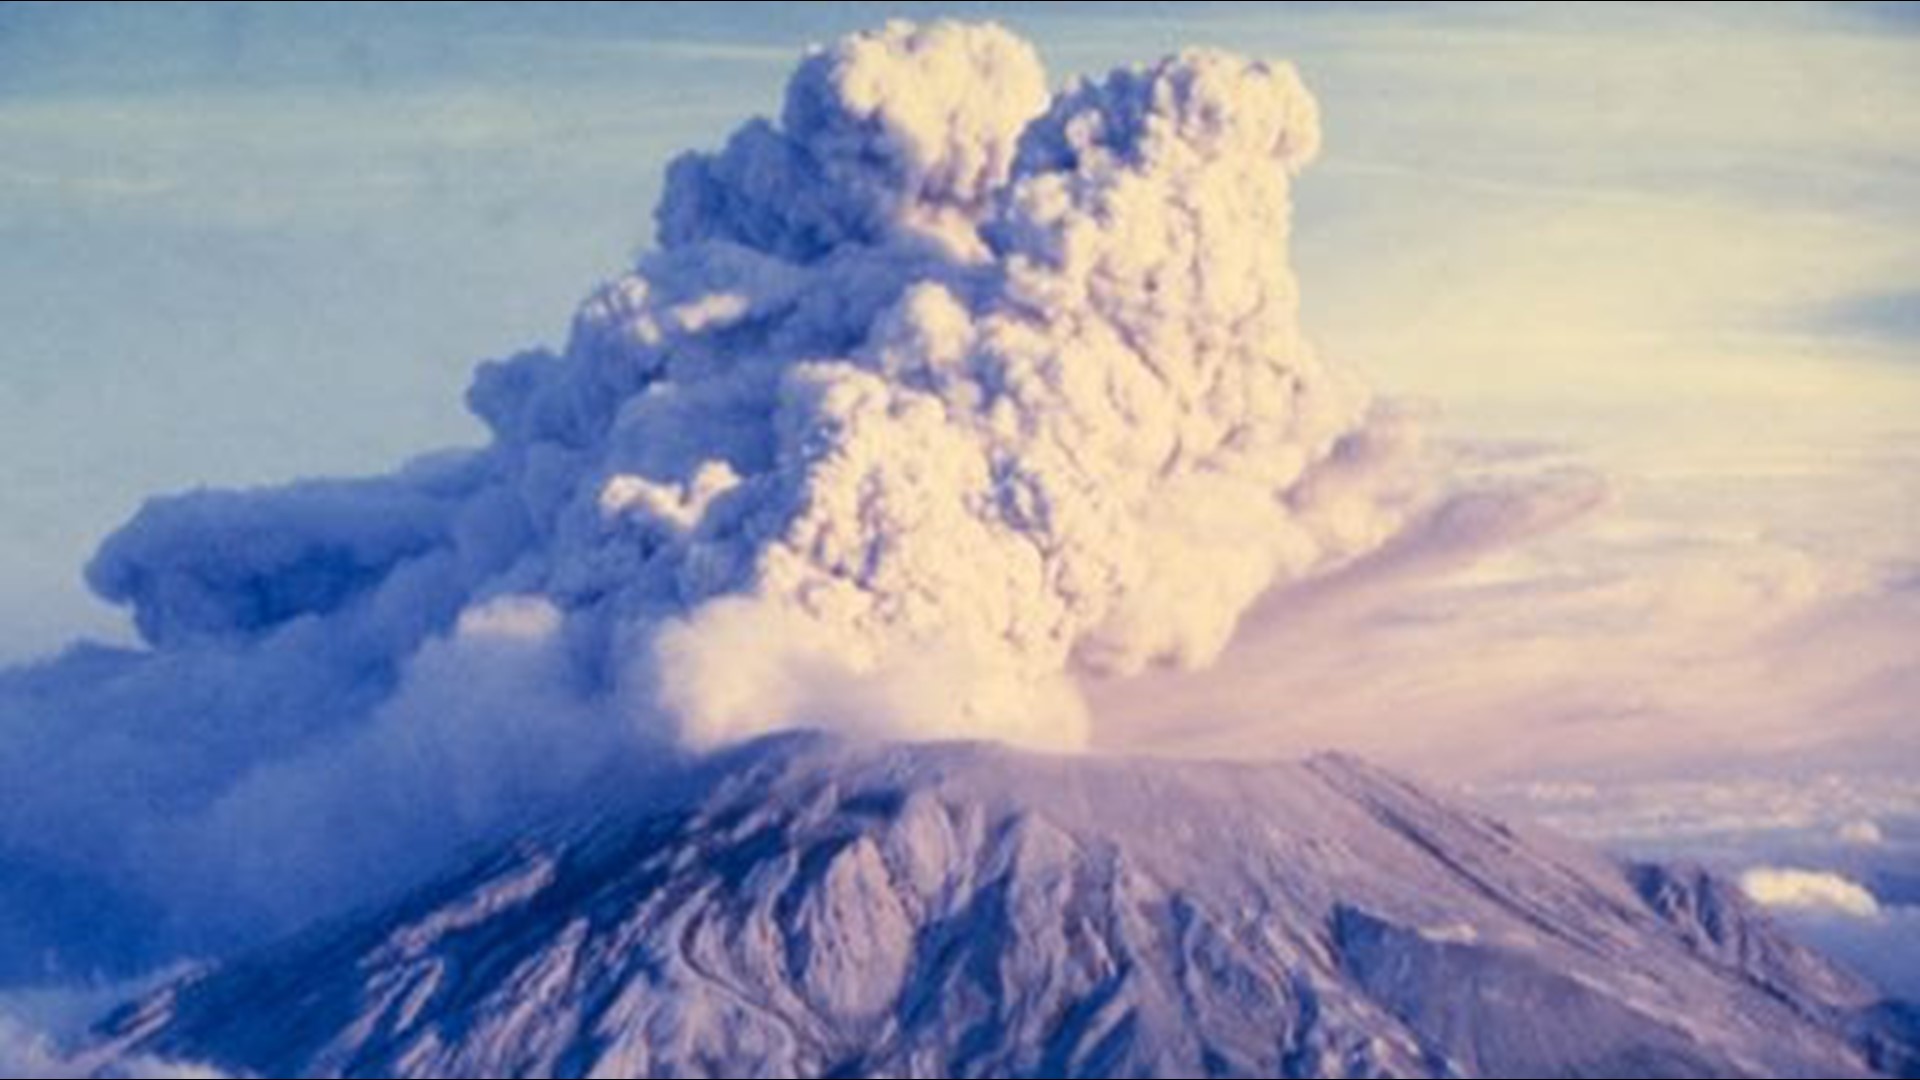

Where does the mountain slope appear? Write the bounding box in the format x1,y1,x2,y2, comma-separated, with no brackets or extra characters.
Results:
99,736,1911,1078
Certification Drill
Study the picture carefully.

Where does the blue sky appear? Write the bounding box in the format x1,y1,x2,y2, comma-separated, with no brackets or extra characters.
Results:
0,0,1916,1006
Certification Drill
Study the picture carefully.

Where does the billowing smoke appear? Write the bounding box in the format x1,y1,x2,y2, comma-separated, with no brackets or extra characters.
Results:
0,21,1423,982
91,21,1408,750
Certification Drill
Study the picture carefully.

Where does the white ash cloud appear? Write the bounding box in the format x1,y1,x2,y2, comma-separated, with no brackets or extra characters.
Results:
87,20,1413,751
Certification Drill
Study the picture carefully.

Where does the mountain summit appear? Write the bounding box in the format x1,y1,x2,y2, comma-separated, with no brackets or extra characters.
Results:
98,737,1913,1078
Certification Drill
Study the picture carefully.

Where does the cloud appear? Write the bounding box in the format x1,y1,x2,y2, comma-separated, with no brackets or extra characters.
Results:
70,19,1413,757
1487,771,1920,854
1739,867,1882,919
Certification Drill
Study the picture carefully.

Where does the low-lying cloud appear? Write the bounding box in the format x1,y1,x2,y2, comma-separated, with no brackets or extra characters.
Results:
1739,866,1882,919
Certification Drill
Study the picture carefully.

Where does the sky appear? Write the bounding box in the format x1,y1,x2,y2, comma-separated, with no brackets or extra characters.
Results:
10,0,1911,769
0,0,1916,1018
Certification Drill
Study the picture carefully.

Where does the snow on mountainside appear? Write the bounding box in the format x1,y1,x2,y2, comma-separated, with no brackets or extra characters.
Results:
98,737,1916,1079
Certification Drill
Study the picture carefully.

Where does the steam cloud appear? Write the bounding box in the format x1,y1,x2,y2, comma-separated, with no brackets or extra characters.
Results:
0,21,1426,981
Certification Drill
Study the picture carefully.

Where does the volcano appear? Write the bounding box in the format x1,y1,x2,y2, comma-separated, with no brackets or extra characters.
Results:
97,737,1915,1079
